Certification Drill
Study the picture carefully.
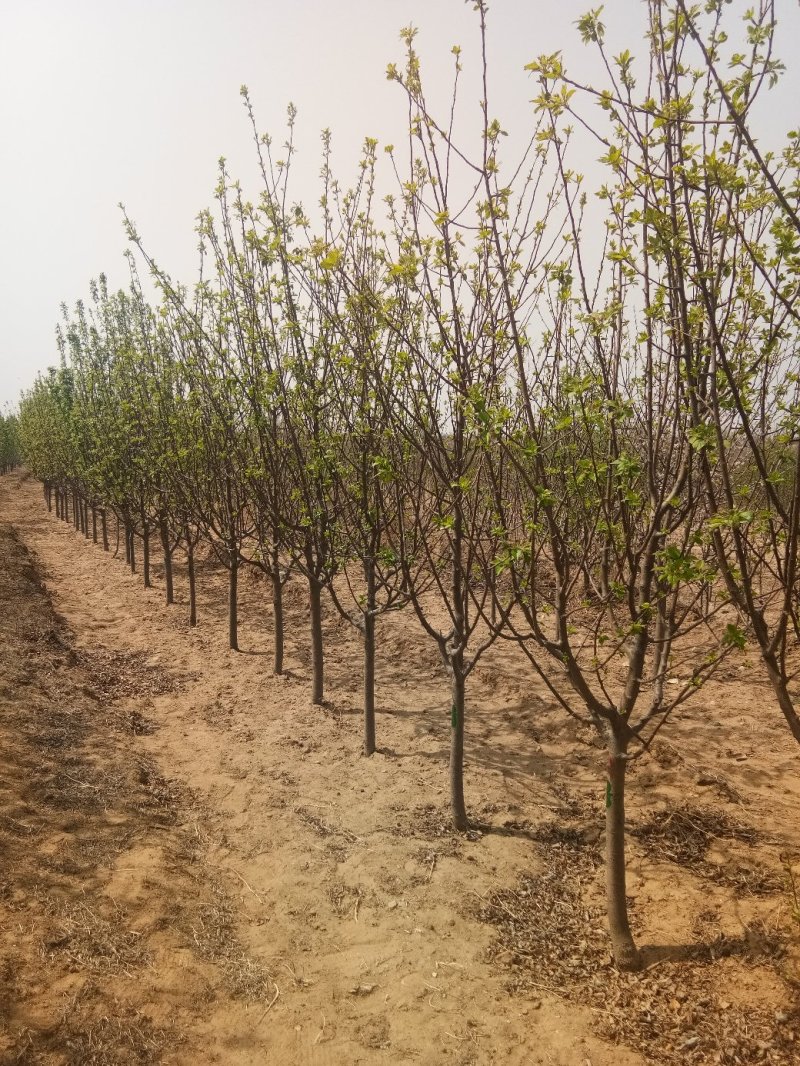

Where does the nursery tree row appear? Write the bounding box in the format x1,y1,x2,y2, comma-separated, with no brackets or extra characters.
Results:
0,414,20,473
15,1,800,971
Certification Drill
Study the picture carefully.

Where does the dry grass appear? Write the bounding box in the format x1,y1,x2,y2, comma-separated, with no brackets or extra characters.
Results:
631,803,784,895
77,647,194,701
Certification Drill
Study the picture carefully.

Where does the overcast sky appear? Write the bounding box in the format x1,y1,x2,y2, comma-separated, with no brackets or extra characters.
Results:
2,0,799,407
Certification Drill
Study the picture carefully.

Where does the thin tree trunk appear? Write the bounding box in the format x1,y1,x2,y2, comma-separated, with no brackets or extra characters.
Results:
449,493,468,831
141,511,151,588
73,492,80,530
187,537,197,627
55,490,61,520
762,653,800,743
128,524,136,573
605,735,640,971
160,517,174,605
450,666,468,831
83,499,90,539
363,610,377,756
363,557,377,756
228,538,239,651
599,549,610,600
45,483,52,512
271,544,284,675
309,574,324,705
91,504,98,543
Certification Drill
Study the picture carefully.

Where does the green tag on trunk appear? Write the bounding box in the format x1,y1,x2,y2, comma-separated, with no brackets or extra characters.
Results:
605,780,613,809
451,703,458,729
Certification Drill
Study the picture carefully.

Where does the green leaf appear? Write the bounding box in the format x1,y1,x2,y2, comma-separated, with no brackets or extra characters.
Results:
687,423,716,452
320,248,342,270
722,623,747,651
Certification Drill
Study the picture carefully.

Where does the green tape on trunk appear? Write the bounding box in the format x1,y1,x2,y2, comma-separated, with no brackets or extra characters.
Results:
605,780,613,809
451,703,458,729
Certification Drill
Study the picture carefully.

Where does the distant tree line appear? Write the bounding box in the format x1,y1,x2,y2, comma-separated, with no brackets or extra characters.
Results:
0,414,20,474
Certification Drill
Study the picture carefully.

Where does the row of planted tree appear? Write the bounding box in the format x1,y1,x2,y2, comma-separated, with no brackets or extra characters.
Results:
14,1,800,972
0,414,20,474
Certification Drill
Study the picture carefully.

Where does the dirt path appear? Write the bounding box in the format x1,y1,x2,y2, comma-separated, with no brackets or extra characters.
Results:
3,470,800,1065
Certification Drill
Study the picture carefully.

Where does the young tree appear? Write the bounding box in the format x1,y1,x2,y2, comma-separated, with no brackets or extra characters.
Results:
665,0,800,743
434,1,744,967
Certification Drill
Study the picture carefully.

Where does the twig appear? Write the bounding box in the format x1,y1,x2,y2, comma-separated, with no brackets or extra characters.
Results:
231,869,267,906
426,854,437,883
59,771,101,791
253,982,280,1028
314,1015,327,1045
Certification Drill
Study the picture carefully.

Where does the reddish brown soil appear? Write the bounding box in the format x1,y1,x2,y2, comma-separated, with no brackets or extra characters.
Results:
2,469,800,1065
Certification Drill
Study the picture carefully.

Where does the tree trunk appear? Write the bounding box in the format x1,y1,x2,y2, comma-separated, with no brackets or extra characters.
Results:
363,611,377,756
101,509,109,552
228,539,239,651
762,652,800,744
450,667,468,831
309,574,324,705
187,537,197,627
363,557,377,756
45,483,52,512
128,525,136,573
605,736,641,971
599,539,611,600
55,490,61,520
271,545,284,675
141,512,151,588
160,517,174,605
83,499,90,539
73,492,80,530
91,504,97,543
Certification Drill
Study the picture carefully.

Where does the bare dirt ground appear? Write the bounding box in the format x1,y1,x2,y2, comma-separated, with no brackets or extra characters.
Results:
2,469,800,1066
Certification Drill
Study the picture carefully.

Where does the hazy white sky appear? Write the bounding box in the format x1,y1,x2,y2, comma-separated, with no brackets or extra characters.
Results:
2,0,799,406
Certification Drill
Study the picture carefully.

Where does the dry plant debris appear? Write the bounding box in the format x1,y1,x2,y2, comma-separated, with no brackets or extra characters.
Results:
77,646,190,700
631,803,784,895
478,842,798,1064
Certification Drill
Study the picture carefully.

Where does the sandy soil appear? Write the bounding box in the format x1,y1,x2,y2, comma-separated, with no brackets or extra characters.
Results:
2,469,800,1065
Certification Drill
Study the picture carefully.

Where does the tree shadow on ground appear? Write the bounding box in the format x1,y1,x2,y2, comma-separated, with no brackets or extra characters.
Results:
638,926,785,967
